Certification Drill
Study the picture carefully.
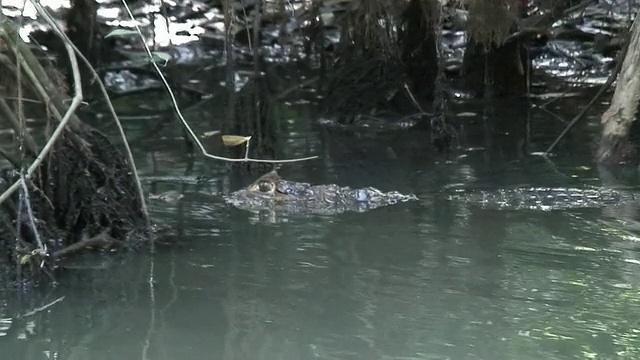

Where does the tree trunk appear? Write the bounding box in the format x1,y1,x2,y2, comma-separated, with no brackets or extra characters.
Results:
597,15,640,164
461,0,527,98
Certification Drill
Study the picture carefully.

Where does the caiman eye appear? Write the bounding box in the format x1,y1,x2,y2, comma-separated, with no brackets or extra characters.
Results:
258,180,274,193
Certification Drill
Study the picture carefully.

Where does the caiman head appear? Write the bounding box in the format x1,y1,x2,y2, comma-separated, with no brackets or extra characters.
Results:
245,170,281,196
225,169,419,215
227,170,295,209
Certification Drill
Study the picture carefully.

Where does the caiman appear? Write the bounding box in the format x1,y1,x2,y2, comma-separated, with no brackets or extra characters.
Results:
224,170,418,215
446,186,637,211
224,170,635,215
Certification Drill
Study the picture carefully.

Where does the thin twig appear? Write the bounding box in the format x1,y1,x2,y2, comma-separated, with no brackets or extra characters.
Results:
537,85,575,109
275,76,319,100
397,112,432,123
544,30,630,155
403,83,425,113
19,173,45,251
0,148,19,167
0,65,39,156
537,106,569,124
9,35,80,152
0,96,44,104
0,53,33,91
19,296,65,318
119,0,318,164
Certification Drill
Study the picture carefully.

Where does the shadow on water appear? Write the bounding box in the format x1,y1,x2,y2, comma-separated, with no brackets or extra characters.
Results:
4,79,640,359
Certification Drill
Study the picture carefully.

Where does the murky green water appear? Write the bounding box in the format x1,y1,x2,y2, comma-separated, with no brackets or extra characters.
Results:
2,99,640,360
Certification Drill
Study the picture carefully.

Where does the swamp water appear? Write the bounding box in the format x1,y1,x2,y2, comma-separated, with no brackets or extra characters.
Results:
2,98,640,360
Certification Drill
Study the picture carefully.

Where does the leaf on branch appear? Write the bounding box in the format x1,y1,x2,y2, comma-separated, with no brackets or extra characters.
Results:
104,29,139,39
222,135,252,147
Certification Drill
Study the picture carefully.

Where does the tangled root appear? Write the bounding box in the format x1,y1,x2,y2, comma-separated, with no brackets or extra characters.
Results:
321,0,444,122
1,124,145,282
35,125,144,244
321,0,408,122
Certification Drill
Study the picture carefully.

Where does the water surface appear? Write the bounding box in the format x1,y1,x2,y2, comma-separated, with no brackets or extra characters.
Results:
2,100,640,360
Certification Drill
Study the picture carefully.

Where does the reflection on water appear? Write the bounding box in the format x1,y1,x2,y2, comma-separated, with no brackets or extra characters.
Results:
3,104,640,360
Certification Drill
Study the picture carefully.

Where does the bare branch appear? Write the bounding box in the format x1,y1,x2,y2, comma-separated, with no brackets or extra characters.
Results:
19,173,45,251
24,1,151,226
0,30,83,207
19,296,65,318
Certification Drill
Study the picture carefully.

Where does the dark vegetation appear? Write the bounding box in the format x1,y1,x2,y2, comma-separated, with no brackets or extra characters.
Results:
0,0,638,285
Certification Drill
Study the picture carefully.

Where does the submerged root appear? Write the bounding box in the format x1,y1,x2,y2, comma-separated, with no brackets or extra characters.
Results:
36,126,144,244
